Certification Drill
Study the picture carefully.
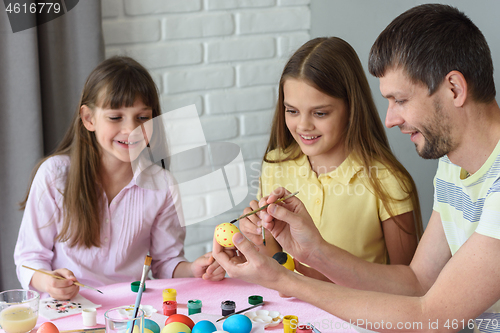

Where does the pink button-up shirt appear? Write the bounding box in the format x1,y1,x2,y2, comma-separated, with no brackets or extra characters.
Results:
14,155,187,291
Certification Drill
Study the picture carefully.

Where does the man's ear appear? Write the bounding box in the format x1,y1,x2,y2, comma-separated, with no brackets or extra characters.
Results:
446,71,467,108
80,105,95,131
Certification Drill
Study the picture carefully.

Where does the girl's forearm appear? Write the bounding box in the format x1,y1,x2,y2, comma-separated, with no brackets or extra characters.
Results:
30,271,47,293
172,261,193,278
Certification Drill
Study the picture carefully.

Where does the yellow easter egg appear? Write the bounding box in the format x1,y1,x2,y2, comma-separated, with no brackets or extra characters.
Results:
215,223,240,247
161,322,192,333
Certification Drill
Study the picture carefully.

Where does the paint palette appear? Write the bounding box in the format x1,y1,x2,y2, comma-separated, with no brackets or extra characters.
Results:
39,294,101,320
245,310,283,328
124,304,157,317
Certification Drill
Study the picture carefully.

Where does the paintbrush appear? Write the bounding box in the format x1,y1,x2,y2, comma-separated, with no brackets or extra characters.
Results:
22,265,103,294
262,222,266,246
216,302,264,322
132,255,152,322
60,328,105,333
229,191,299,224
229,191,299,245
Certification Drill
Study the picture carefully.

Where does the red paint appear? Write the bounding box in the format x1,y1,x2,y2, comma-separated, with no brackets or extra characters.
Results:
162,300,177,316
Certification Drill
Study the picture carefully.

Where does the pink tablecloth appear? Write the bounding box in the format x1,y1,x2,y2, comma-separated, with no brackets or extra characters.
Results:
35,278,361,333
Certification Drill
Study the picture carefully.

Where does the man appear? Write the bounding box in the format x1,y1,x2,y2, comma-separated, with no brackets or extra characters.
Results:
213,4,500,332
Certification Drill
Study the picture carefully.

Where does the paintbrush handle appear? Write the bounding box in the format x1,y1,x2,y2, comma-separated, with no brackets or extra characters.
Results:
132,256,152,320
132,286,145,318
22,265,102,294
216,302,264,322
60,328,105,333
236,204,268,220
234,191,299,222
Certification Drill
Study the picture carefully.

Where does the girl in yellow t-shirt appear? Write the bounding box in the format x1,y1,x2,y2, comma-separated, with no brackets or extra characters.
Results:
239,37,423,274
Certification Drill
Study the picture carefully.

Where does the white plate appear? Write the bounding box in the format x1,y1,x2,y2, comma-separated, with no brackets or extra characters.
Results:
124,304,158,317
245,310,283,328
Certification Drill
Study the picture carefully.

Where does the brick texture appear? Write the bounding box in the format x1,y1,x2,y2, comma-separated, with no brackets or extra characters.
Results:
102,1,311,261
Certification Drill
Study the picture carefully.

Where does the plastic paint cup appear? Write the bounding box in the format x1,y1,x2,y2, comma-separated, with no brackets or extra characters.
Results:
162,301,177,316
187,299,202,315
220,301,235,316
162,289,177,302
248,295,263,305
273,252,295,271
283,315,299,333
131,281,146,292
82,308,97,327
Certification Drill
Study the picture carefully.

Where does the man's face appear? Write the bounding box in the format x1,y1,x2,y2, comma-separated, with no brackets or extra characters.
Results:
379,68,456,159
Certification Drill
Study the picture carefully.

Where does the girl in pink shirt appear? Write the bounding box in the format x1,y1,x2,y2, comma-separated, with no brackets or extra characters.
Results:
14,56,225,300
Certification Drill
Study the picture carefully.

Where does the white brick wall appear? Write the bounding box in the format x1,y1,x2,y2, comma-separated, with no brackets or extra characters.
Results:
236,7,310,34
102,0,311,261
163,13,234,39
205,36,276,63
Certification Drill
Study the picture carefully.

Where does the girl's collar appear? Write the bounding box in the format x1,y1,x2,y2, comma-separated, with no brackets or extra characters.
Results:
290,153,362,185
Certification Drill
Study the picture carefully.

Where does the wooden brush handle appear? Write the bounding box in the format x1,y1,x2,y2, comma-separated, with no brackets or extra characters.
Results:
23,265,89,289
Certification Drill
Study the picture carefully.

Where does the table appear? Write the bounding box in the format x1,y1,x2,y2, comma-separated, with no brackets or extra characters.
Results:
34,278,364,333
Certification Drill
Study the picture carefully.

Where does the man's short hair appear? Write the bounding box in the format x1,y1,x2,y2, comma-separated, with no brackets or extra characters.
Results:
368,4,495,103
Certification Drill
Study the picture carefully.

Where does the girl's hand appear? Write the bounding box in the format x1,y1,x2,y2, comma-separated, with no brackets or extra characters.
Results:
191,253,226,281
238,200,265,246
259,187,326,264
33,268,79,300
238,200,283,257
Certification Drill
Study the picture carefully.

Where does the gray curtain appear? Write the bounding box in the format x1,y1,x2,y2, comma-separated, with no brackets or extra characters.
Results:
0,0,104,291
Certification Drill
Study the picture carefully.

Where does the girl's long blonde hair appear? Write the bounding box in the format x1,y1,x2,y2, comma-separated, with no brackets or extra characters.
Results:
20,56,164,248
265,37,423,237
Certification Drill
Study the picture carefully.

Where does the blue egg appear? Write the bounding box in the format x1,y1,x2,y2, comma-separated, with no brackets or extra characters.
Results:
192,320,217,333
222,314,252,333
145,319,161,333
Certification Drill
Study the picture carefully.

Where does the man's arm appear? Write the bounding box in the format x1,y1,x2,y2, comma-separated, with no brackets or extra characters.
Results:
305,210,451,296
258,187,451,296
284,230,500,332
214,187,500,332
216,228,500,332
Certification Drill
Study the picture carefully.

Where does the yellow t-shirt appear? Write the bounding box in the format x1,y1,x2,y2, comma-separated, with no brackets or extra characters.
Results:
259,150,414,264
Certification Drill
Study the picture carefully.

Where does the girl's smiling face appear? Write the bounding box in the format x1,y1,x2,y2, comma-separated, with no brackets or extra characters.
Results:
81,98,153,168
283,78,349,170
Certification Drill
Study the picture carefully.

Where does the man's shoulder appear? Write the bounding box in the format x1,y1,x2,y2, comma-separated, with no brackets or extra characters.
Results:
435,156,461,180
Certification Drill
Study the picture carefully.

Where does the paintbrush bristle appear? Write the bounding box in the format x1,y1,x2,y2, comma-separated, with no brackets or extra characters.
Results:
145,255,152,266
229,219,237,224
